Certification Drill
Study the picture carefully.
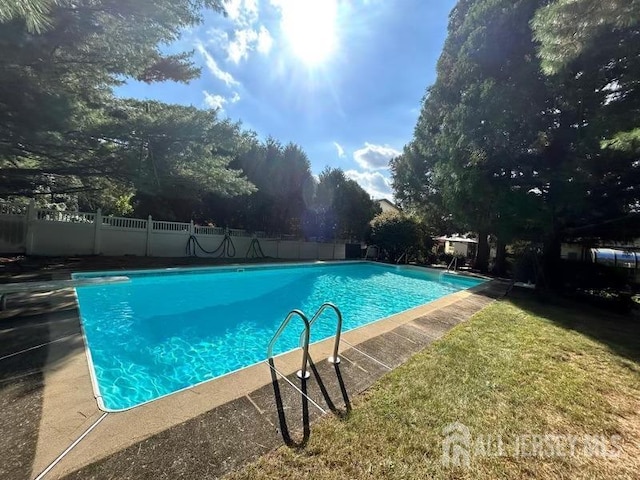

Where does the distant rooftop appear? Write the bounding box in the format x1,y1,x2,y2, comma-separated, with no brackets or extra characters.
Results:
375,198,400,213
434,236,478,244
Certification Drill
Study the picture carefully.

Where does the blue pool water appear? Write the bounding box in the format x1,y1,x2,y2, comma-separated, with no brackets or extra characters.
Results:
73,262,484,411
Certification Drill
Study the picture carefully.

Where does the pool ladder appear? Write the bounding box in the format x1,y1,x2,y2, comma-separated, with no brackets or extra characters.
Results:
266,302,343,380
447,256,458,272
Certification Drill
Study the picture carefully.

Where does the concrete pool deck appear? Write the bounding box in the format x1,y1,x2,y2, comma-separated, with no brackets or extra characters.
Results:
0,257,509,479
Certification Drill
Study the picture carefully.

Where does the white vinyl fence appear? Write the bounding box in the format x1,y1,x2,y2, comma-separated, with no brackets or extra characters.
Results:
0,201,346,260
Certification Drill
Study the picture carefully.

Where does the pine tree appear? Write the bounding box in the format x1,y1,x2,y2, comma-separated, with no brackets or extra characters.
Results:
393,0,640,284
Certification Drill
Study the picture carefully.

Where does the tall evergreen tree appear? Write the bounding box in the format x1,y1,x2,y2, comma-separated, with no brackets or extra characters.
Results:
306,167,380,241
202,138,315,234
393,0,639,283
0,0,258,206
532,0,640,75
396,0,551,273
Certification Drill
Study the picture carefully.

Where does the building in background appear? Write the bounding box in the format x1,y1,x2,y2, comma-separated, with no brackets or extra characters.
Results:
375,199,401,215
434,235,478,258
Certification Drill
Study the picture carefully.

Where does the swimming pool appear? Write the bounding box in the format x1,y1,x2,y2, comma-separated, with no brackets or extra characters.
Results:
73,261,485,411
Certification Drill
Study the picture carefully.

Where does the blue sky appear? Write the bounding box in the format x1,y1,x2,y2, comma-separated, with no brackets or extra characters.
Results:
117,0,457,200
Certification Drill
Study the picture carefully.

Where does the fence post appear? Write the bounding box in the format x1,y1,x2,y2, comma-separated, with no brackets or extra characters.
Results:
93,208,102,255
146,215,152,257
25,199,36,255
189,220,194,235
332,241,336,260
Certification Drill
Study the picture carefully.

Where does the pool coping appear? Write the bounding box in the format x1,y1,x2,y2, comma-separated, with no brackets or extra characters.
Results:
30,262,500,479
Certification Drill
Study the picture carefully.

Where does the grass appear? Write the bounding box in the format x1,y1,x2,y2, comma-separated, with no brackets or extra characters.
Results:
225,294,640,479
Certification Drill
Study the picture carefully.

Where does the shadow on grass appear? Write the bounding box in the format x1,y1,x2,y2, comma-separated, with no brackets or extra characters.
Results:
506,289,640,364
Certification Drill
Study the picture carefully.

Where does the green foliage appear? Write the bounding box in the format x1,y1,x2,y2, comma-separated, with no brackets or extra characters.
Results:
369,211,425,262
532,0,640,165
306,167,380,241
105,100,255,197
532,0,640,75
602,128,640,154
75,177,135,216
0,0,246,207
197,137,314,233
199,161,379,239
0,0,380,237
112,193,134,217
393,0,640,283
391,142,460,235
396,0,552,270
0,0,54,33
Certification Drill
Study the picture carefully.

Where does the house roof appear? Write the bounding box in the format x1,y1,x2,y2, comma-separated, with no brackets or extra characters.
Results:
434,236,478,244
375,198,400,210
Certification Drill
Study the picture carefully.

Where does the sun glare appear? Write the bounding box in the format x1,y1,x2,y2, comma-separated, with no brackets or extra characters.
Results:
278,0,338,66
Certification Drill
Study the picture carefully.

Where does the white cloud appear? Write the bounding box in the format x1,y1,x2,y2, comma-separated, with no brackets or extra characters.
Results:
207,1,270,66
224,0,259,25
257,26,273,54
345,170,393,200
353,142,401,171
203,90,241,111
196,42,239,87
225,26,273,63
333,141,345,158
227,28,258,63
244,0,259,20
224,0,243,20
203,91,227,110
206,27,229,47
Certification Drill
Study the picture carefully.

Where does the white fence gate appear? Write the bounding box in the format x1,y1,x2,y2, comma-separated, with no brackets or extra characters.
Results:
0,201,346,261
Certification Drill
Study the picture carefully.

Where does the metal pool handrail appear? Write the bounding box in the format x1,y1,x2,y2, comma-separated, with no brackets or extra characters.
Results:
267,309,311,379
447,256,458,272
300,302,343,365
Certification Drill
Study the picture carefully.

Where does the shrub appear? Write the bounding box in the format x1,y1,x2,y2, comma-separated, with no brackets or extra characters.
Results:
369,211,428,262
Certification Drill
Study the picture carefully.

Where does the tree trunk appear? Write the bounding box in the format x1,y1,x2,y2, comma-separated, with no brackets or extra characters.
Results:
540,229,563,291
475,229,490,273
493,239,507,277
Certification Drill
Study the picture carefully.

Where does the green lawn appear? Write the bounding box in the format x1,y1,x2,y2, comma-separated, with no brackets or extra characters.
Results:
226,294,640,479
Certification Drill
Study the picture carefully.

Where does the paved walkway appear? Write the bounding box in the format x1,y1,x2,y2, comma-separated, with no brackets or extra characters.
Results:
0,259,508,480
